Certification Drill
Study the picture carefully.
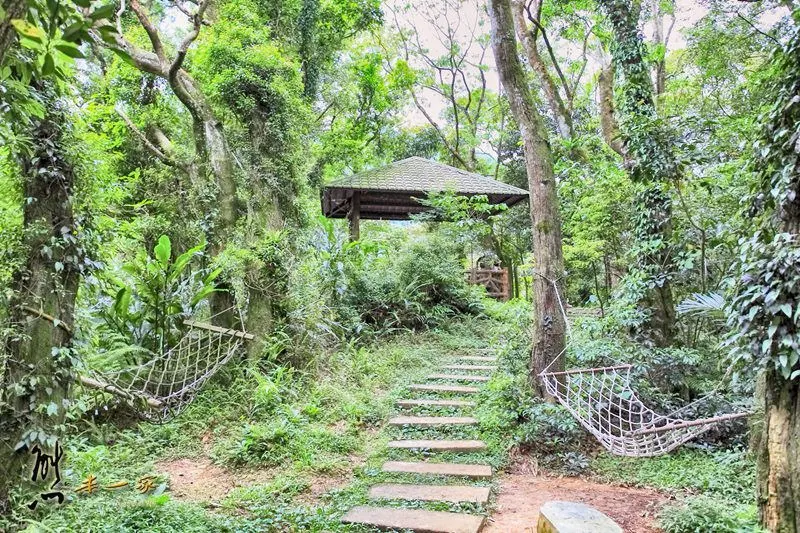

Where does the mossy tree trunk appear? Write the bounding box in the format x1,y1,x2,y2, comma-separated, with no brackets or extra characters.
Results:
110,0,243,326
0,96,80,514
745,15,800,530
759,369,800,532
601,0,679,347
489,0,566,395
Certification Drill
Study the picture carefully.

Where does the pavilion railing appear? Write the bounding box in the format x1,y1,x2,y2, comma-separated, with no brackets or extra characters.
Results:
467,268,510,300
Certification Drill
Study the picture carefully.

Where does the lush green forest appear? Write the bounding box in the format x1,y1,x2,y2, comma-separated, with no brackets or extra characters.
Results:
1,0,799,531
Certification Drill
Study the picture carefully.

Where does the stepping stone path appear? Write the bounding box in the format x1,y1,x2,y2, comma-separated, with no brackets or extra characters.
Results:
387,439,487,452
388,416,478,426
342,351,497,532
397,399,476,409
369,483,490,503
342,506,485,533
427,373,490,382
442,365,497,372
381,461,492,479
409,384,480,393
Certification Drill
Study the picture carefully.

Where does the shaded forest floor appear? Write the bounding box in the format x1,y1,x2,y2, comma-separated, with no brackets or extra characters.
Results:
14,310,757,531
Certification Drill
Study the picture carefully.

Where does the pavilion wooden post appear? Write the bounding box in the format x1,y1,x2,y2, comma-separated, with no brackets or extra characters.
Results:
348,191,361,241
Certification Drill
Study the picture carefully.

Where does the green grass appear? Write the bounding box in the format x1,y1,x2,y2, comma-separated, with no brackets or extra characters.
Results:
11,305,762,532
13,313,513,532
593,447,761,533
592,447,756,503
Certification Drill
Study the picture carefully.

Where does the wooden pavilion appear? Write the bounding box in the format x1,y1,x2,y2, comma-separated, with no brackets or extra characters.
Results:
321,156,528,240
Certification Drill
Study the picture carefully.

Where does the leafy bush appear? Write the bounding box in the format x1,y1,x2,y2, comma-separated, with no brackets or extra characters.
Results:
343,231,484,332
92,235,219,356
214,414,358,468
515,401,589,471
593,448,756,504
658,495,762,533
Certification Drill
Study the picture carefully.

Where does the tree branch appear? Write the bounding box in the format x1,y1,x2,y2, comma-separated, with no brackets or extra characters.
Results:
513,0,572,139
525,0,572,103
169,0,211,82
115,105,188,171
129,0,166,61
409,88,471,170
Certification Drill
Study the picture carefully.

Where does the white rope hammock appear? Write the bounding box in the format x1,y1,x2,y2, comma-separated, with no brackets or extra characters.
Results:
81,308,252,423
537,276,750,457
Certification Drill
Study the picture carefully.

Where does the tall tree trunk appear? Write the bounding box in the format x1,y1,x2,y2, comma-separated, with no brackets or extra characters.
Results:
651,0,667,97
759,369,800,532
111,10,241,326
601,0,678,347
0,0,25,65
510,0,572,140
0,95,79,513
489,0,566,396
751,17,800,529
597,64,626,159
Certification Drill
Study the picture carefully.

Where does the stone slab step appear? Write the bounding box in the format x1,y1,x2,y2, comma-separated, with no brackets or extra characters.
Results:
389,416,478,426
397,399,476,409
388,439,487,452
538,501,622,533
409,384,479,394
428,373,490,382
369,483,490,504
341,505,485,533
459,356,497,362
443,365,497,372
382,461,492,479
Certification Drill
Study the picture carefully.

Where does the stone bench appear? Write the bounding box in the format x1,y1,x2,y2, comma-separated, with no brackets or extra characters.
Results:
537,501,622,533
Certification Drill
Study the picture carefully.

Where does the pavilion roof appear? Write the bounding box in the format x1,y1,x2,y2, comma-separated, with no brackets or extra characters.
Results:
321,157,528,220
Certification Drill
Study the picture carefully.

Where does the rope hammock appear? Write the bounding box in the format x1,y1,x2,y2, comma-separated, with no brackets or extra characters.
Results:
80,308,252,423
537,276,750,457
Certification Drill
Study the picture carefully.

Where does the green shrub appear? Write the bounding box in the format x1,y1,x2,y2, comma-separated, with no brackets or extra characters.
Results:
515,401,589,473
343,232,484,331
593,448,755,503
658,495,762,533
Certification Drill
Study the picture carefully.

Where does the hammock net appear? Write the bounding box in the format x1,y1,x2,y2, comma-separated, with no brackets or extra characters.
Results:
82,316,250,423
537,279,749,457
539,359,748,457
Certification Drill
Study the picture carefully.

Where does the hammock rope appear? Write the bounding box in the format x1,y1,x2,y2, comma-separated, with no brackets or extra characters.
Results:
81,306,251,423
536,274,750,457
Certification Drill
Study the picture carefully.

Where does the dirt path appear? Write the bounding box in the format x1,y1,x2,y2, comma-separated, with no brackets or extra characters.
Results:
485,472,667,532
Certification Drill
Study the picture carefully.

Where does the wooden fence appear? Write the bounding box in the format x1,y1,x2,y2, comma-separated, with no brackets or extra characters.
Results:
467,268,510,301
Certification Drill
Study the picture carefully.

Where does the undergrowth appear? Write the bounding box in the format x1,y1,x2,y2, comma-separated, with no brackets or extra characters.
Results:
12,313,511,532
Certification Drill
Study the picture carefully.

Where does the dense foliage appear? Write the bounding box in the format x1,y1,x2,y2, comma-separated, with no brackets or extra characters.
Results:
1,0,798,531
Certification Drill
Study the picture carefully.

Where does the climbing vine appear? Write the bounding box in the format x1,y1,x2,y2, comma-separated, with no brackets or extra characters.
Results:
601,0,682,345
728,12,800,380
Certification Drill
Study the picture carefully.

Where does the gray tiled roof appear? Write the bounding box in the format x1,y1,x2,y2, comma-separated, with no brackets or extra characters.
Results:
325,157,528,196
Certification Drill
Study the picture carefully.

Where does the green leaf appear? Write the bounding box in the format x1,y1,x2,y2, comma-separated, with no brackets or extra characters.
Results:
54,42,84,58
154,235,171,268
89,3,117,21
111,47,137,67
168,243,204,283
113,287,131,316
202,267,223,285
46,402,59,416
190,285,218,308
42,52,55,76
11,19,45,43
61,21,84,42
148,493,170,505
